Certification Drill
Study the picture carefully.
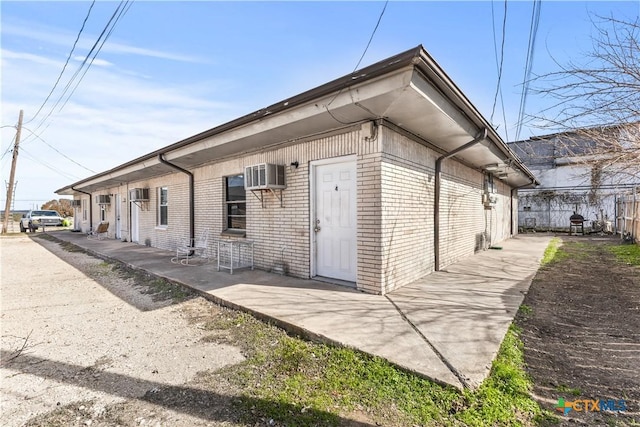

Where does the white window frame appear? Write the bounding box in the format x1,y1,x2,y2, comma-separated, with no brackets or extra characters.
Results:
225,174,246,231
157,186,168,227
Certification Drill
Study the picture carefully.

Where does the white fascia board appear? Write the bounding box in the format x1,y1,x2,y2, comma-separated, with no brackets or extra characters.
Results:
162,68,415,162
70,157,163,192
408,71,476,138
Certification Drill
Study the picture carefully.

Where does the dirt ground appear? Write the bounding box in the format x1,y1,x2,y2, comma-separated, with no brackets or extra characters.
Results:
517,236,640,426
3,233,638,426
0,235,248,426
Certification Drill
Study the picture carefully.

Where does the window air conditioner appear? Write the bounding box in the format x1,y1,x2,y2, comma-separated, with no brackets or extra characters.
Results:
129,188,150,201
244,163,286,190
71,200,82,207
96,195,111,205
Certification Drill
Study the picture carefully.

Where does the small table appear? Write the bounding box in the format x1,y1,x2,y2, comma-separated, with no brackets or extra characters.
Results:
217,240,254,274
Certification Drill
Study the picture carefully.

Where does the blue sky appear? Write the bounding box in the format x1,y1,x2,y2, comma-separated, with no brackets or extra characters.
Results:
2,1,638,210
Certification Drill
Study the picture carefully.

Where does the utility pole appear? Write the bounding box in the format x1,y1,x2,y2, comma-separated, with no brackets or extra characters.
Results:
2,110,23,235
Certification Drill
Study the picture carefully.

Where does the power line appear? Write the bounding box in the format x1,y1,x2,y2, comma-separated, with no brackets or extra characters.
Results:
20,146,80,181
325,0,389,124
1,133,17,163
25,0,96,126
352,0,389,73
515,0,542,141
57,1,133,114
30,0,126,134
1,122,20,163
25,1,133,142
21,126,97,173
490,0,507,124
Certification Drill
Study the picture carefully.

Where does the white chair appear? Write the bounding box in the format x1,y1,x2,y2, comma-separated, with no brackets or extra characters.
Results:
87,222,109,240
171,229,210,266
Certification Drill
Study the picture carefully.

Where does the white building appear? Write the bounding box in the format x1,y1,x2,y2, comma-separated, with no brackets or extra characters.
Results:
509,126,640,232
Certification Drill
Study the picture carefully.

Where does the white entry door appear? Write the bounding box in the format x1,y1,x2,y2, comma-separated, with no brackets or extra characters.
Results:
130,202,139,243
115,194,122,240
313,158,357,282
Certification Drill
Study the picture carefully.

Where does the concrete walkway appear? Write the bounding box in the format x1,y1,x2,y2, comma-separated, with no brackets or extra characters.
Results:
38,231,551,389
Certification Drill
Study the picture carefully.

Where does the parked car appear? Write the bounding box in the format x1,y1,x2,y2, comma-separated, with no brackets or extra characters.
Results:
20,210,64,232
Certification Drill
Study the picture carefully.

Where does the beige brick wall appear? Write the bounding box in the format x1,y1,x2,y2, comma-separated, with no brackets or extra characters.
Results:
379,125,517,291
438,162,485,269
438,163,517,269
111,124,381,291
110,174,192,255
378,126,437,294
79,121,519,295
490,179,514,245
356,152,383,293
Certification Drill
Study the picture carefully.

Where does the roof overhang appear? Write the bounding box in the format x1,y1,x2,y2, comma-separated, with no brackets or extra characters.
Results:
57,46,537,195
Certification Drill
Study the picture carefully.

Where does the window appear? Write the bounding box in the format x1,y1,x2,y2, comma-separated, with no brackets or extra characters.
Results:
158,187,168,226
225,174,246,230
82,199,87,221
100,205,106,222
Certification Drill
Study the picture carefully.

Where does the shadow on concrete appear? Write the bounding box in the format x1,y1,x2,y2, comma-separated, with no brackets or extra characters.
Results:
1,350,376,427
30,234,197,312
43,231,361,294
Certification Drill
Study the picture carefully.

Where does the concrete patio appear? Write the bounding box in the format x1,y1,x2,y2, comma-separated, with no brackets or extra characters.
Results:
38,231,551,389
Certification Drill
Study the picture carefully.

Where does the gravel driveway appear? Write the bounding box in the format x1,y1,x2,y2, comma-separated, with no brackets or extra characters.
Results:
1,235,245,426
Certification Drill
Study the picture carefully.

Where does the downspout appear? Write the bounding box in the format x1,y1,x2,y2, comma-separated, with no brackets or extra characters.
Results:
72,186,92,231
510,179,535,236
158,154,194,249
434,128,488,271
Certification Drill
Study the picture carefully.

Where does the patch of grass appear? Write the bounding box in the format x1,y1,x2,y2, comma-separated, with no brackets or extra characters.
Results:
138,276,191,302
608,244,640,266
555,384,581,396
519,304,533,316
59,240,86,252
206,308,549,426
541,237,567,266
457,324,552,426
238,336,460,426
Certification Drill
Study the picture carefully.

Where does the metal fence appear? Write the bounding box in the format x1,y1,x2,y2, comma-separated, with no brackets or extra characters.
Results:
616,188,640,244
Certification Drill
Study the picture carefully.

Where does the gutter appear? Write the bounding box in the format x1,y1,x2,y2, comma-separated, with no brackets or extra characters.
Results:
434,128,488,271
72,186,92,231
510,179,536,236
159,154,194,250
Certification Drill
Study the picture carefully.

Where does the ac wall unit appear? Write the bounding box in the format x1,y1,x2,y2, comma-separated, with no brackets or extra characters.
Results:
96,195,111,205
71,200,82,207
129,188,150,201
244,163,286,190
